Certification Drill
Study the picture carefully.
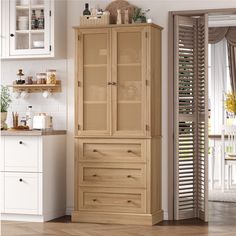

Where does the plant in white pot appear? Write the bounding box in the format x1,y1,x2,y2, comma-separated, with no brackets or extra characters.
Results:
1,85,12,130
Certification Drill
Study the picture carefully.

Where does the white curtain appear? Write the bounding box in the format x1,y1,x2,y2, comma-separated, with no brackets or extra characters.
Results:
209,38,228,135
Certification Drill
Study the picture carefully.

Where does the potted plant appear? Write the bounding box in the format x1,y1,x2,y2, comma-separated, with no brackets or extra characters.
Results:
1,85,12,130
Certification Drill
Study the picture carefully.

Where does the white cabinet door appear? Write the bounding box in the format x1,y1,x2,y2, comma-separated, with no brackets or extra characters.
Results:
4,136,41,172
3,172,42,214
9,0,51,56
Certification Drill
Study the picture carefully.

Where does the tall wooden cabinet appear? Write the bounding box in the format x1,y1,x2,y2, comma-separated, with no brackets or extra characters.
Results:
73,23,163,225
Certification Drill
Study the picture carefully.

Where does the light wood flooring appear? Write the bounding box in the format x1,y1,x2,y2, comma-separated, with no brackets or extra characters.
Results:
1,202,236,236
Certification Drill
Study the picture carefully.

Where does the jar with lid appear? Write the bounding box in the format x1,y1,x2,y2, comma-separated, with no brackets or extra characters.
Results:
36,73,47,84
46,69,57,84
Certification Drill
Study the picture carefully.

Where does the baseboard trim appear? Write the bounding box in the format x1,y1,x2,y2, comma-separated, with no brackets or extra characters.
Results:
1,213,44,222
72,210,163,225
66,207,73,215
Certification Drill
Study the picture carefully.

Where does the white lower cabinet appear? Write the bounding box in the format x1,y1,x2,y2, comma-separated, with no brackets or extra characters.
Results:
4,172,42,215
0,134,66,222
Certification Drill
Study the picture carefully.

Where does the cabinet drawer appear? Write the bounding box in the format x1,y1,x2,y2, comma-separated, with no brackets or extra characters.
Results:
2,172,42,214
4,136,41,172
79,187,146,213
79,163,146,188
78,139,146,163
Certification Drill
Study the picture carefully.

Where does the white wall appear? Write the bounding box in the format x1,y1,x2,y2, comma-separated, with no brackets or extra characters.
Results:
66,0,236,220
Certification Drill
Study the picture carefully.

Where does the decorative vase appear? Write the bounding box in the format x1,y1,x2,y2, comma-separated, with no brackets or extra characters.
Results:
1,112,8,130
116,9,122,24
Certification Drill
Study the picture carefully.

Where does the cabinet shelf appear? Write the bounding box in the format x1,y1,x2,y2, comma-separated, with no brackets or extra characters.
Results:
16,29,45,34
84,64,107,68
84,101,107,104
118,101,141,104
16,5,44,10
8,80,61,93
117,63,141,67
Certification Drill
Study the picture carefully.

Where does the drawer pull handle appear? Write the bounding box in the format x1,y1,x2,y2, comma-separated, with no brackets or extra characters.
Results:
93,199,97,202
93,149,98,152
93,174,97,177
19,141,23,144
127,150,132,153
127,175,132,178
19,178,23,182
127,200,132,203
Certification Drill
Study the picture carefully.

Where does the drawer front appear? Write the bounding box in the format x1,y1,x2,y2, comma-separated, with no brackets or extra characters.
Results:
3,172,42,214
79,163,146,188
78,139,146,163
4,136,40,172
79,187,146,213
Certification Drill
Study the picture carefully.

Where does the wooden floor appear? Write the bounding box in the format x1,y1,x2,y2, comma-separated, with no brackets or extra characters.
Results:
1,202,236,236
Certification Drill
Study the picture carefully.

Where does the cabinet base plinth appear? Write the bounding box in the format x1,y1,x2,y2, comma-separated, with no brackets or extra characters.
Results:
72,210,163,225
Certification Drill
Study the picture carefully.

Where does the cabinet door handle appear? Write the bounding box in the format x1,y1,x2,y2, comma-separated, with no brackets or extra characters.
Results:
10,33,15,37
127,175,132,178
127,150,132,153
93,149,97,152
92,174,97,177
127,200,132,203
93,199,97,202
19,178,23,182
107,82,112,85
19,141,23,144
111,82,117,85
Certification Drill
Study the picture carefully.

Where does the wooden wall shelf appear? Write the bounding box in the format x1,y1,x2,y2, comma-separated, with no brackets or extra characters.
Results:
8,80,62,93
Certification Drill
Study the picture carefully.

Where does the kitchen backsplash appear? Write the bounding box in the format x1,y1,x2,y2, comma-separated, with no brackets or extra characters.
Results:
1,59,67,130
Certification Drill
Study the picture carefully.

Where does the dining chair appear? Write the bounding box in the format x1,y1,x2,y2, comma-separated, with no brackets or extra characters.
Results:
221,125,236,191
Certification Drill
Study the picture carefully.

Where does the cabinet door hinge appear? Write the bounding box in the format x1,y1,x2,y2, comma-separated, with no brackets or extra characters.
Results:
78,124,80,130
146,80,149,86
145,32,148,38
146,124,149,131
49,10,52,17
49,45,52,51
78,81,81,87
78,35,80,40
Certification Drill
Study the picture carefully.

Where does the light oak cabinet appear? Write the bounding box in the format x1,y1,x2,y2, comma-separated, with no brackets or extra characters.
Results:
73,24,163,225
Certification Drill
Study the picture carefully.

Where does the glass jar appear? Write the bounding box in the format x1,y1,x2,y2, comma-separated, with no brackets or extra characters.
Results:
46,69,57,84
36,73,47,84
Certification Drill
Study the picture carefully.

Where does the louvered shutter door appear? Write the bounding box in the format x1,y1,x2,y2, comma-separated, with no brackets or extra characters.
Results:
174,15,208,221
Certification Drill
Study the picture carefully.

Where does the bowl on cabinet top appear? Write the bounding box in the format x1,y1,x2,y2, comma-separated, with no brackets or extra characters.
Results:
33,41,44,48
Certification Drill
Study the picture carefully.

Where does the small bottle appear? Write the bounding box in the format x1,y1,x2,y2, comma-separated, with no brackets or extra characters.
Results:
38,9,44,29
83,3,91,15
26,106,34,130
116,9,122,24
31,10,37,29
124,9,129,24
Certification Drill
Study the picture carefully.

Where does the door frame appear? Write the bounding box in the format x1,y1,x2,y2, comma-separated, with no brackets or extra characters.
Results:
168,8,236,220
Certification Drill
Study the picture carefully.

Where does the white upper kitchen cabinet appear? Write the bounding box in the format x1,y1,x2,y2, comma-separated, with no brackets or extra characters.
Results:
0,0,66,59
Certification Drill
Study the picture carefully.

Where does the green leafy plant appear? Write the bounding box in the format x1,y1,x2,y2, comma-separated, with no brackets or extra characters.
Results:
0,85,12,112
132,8,147,23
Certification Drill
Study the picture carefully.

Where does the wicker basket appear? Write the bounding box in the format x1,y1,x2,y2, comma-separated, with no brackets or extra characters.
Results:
80,14,110,26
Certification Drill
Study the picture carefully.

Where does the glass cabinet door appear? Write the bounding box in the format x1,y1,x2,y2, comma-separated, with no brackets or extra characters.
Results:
9,0,50,56
112,27,147,136
77,29,111,135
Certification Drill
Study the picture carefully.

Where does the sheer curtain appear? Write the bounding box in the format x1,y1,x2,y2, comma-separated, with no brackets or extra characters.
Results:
209,38,228,135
